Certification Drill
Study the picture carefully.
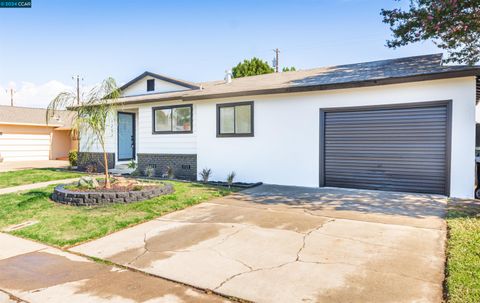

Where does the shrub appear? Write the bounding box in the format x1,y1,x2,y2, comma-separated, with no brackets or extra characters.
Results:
166,166,174,179
200,168,212,183
127,160,136,169
85,163,97,174
68,150,78,166
130,168,141,176
132,185,143,191
144,167,155,178
227,171,236,188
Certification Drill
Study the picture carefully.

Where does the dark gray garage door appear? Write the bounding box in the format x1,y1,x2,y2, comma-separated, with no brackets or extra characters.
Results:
320,102,451,195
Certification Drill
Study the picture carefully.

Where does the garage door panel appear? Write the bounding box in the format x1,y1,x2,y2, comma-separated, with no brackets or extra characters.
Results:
0,145,51,151
325,181,444,195
325,115,446,123
325,172,446,183
325,165,446,175
325,107,447,118
322,103,449,195
0,132,51,161
325,151,446,158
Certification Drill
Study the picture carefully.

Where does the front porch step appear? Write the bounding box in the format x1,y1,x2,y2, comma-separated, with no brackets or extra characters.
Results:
110,164,135,175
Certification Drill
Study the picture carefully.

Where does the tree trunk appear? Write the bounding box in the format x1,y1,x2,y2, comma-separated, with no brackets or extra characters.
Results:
102,148,111,189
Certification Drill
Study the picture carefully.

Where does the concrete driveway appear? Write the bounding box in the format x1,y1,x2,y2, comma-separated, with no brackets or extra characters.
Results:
0,233,230,303
72,185,447,303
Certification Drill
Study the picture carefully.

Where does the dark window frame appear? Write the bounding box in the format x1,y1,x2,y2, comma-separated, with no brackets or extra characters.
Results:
147,79,155,92
152,104,193,135
216,101,254,137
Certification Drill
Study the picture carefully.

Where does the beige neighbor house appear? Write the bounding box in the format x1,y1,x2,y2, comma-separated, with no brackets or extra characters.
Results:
0,105,78,162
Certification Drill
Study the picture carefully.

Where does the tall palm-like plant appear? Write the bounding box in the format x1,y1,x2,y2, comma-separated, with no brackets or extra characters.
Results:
47,77,121,188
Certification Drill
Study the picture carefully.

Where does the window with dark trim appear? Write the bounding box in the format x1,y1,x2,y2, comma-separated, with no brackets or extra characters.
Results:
147,79,155,92
152,104,193,134
216,101,254,137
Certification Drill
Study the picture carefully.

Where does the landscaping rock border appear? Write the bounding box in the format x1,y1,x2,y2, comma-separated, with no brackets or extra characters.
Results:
52,183,174,206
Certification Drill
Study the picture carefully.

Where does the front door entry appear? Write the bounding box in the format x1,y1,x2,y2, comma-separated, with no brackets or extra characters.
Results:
118,112,135,161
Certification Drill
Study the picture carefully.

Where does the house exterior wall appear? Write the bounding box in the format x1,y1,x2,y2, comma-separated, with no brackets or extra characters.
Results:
195,77,476,199
137,101,197,154
79,77,476,198
51,129,72,159
79,113,116,154
122,76,190,97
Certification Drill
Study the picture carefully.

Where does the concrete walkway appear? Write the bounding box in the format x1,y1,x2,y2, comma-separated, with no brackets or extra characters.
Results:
0,178,80,195
72,185,447,303
0,233,231,303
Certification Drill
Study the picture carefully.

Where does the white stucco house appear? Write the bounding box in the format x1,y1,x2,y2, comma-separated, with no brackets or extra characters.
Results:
78,54,480,198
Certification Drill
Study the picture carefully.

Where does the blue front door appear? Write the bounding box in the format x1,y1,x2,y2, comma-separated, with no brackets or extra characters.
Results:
118,112,135,161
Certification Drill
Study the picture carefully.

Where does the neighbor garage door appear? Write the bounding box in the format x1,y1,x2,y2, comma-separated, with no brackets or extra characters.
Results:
320,102,450,195
0,132,51,162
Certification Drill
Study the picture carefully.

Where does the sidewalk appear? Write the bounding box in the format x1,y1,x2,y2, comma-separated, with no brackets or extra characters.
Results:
0,233,230,303
0,178,81,195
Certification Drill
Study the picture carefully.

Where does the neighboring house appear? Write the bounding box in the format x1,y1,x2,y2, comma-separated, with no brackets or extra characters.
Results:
78,54,480,198
0,106,78,162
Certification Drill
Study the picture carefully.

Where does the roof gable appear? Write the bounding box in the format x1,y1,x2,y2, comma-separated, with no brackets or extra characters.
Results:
120,71,199,93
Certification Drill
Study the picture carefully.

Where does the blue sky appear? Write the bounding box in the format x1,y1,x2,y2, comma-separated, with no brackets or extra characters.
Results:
0,0,440,107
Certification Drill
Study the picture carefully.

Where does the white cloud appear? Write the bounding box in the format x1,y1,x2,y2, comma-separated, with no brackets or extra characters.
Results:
0,80,73,108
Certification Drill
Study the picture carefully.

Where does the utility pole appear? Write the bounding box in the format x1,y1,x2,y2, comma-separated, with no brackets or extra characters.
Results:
273,48,280,72
73,75,83,105
5,89,15,106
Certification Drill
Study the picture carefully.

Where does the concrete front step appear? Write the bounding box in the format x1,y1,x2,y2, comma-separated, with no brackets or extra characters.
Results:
110,164,135,175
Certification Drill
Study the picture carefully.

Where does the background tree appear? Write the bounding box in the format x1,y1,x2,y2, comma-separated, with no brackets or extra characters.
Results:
47,78,121,188
282,66,297,72
381,0,480,65
232,57,274,78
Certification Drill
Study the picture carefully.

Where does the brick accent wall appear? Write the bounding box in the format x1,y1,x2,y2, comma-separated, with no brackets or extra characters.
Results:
137,153,197,181
77,152,115,172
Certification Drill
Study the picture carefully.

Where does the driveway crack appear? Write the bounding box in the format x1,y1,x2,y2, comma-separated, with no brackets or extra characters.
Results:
296,219,335,261
213,261,295,291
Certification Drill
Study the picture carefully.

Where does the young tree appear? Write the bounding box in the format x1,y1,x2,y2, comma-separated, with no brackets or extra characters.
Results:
47,77,121,188
232,57,275,78
381,0,480,65
282,66,297,72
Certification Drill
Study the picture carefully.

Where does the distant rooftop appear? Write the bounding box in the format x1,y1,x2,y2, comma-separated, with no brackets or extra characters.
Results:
0,105,74,128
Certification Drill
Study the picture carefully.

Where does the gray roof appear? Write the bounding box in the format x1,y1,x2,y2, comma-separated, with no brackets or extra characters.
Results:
0,105,75,128
114,53,480,105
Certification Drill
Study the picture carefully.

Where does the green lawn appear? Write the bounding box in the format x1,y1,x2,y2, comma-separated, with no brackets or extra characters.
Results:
0,181,231,247
446,201,480,303
0,168,83,189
